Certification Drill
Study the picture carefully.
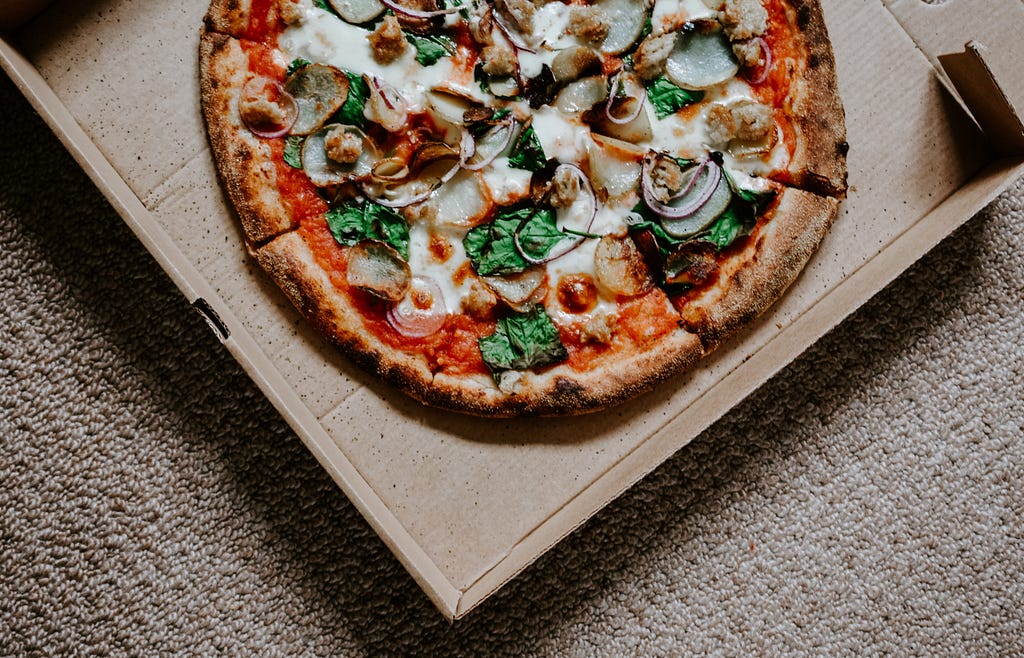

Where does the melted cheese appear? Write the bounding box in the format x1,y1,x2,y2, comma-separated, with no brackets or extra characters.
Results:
279,5,785,328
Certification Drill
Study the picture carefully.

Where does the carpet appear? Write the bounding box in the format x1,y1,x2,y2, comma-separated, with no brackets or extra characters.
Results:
1,71,1022,655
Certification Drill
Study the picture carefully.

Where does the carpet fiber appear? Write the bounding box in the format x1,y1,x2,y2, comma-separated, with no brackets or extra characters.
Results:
1,71,1022,655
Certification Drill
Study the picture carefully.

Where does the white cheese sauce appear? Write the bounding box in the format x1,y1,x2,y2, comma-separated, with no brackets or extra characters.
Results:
279,4,785,317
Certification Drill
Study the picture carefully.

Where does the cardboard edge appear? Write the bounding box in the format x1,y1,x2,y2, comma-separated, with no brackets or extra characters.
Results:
0,36,464,621
452,157,1024,619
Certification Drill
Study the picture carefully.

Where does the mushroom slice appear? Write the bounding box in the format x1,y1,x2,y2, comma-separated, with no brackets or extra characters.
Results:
285,63,351,136
345,240,412,302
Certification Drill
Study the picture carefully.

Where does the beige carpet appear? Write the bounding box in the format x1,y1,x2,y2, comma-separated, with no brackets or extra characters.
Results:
2,70,1022,655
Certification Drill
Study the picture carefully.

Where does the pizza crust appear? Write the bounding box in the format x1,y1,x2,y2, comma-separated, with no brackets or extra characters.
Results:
256,231,706,416
777,0,849,198
678,187,838,347
200,30,298,245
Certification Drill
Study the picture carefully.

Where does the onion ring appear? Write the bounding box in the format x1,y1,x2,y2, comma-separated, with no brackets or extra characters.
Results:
605,71,647,126
514,163,598,265
640,153,721,220
378,0,460,19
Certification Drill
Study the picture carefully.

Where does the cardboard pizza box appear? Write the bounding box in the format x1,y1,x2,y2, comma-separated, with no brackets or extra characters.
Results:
2,0,1022,619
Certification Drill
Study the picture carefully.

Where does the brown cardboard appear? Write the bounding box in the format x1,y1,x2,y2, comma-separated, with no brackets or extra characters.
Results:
3,0,1023,619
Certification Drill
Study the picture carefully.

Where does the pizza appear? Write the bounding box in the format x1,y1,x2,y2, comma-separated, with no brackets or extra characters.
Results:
199,0,848,416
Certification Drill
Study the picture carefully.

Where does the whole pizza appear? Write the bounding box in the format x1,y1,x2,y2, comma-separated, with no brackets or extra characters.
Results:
199,0,848,416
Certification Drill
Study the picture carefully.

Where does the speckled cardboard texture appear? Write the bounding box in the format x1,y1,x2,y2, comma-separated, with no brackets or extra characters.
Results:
5,0,1023,618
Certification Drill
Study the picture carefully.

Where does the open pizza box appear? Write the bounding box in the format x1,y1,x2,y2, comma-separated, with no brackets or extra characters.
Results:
3,0,1023,619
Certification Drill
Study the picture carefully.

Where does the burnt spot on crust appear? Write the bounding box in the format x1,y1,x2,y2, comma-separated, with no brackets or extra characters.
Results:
837,140,850,156
553,376,586,399
796,5,812,29
808,53,820,69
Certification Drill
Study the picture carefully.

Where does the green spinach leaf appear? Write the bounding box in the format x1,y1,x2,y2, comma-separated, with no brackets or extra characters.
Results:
332,72,370,128
283,135,304,169
647,76,704,119
407,33,457,66
325,199,410,259
508,124,547,171
479,305,568,378
286,57,312,78
463,206,563,276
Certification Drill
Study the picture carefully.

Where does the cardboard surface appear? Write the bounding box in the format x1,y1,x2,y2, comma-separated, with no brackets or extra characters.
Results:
5,0,1023,618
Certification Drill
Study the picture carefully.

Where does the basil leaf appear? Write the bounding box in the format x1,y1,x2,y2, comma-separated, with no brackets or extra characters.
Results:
283,135,304,169
647,76,704,119
479,305,568,377
333,72,370,128
325,199,410,259
407,33,456,66
508,124,547,172
286,57,311,78
463,206,563,276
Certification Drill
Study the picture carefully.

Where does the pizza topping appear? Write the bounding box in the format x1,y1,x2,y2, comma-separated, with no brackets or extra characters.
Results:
733,35,770,80
705,99,772,146
325,198,411,258
280,0,312,25
568,5,612,45
460,117,517,170
378,0,460,20
346,240,413,301
239,77,300,138
718,0,768,40
328,0,386,24
646,75,703,119
368,14,409,64
663,22,740,90
478,305,569,383
605,71,648,126
553,75,608,116
301,124,379,185
594,0,652,55
462,278,499,320
482,267,546,312
556,274,598,314
593,235,654,298
664,240,718,287
284,63,351,135
386,275,449,337
549,46,603,85
641,154,733,237
634,32,675,82
323,125,364,163
364,75,409,131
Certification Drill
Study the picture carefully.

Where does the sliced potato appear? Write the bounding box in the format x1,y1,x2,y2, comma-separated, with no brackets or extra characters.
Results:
301,124,379,186
285,63,351,136
346,240,411,302
595,0,649,55
329,0,386,24
594,235,654,298
664,26,740,90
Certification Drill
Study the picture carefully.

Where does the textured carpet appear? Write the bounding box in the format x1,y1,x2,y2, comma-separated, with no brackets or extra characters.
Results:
1,68,1022,655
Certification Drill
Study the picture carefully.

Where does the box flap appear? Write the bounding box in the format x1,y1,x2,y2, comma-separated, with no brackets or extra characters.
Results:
885,0,1024,154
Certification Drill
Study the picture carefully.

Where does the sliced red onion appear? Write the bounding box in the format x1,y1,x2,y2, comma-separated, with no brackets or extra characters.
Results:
514,163,598,265
605,71,647,126
746,37,773,85
489,7,536,54
239,77,299,139
366,75,408,132
378,0,460,19
387,276,449,338
459,118,516,170
640,153,720,220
